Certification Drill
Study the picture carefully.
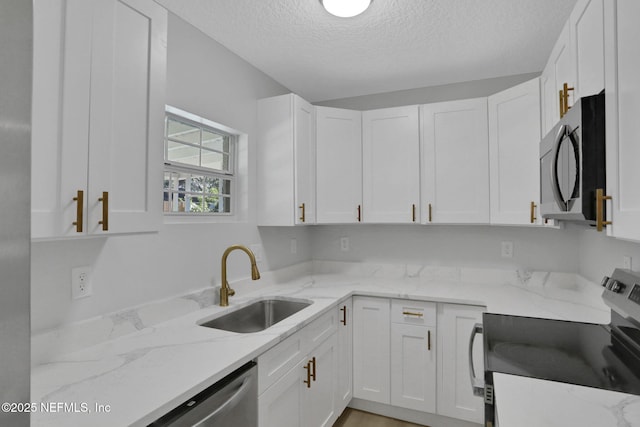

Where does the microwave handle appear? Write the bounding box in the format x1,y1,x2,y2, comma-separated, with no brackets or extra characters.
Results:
551,124,567,211
468,323,485,397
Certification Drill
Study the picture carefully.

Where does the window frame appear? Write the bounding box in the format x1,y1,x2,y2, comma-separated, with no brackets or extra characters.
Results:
163,106,237,216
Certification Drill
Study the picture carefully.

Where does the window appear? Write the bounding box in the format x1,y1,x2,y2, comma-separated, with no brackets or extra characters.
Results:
163,107,236,215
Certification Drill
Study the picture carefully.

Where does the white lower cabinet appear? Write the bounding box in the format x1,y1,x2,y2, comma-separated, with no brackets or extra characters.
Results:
336,299,353,413
353,297,391,403
437,303,485,424
258,311,339,427
390,300,437,413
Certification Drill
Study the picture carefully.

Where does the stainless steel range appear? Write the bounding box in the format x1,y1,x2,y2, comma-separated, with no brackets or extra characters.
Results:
475,269,640,427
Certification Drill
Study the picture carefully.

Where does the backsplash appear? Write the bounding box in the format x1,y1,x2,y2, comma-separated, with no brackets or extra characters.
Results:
32,260,602,366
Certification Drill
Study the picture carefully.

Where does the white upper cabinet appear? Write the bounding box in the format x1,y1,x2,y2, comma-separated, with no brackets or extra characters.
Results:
257,94,316,226
488,78,542,225
540,22,575,135
316,107,362,224
421,98,490,224
31,0,167,239
604,0,640,241
570,0,605,100
362,106,420,224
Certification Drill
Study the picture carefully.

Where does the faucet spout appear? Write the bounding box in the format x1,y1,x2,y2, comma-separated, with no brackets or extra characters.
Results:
220,244,261,306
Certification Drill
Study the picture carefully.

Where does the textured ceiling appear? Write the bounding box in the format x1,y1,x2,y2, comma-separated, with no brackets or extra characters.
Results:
156,0,577,102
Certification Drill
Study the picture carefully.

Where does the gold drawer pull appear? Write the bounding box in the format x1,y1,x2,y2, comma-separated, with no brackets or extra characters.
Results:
303,360,312,388
530,201,537,224
428,330,431,351
340,305,347,325
428,203,432,222
402,311,423,317
412,204,416,222
596,188,612,232
357,204,361,222
98,191,109,231
299,202,305,223
72,190,84,233
310,356,316,382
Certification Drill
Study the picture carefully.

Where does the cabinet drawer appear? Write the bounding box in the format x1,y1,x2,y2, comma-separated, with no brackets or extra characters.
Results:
304,310,338,352
391,299,436,326
257,331,305,395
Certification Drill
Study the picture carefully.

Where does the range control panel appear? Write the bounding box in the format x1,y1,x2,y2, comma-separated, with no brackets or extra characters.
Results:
602,269,640,324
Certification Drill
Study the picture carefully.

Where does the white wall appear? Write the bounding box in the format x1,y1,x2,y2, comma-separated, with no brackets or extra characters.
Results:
30,13,310,333
311,225,580,272
578,229,640,282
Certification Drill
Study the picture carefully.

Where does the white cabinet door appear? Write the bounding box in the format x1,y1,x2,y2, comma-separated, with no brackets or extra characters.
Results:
316,107,362,223
257,94,316,226
294,95,316,225
304,334,339,427
488,78,542,225
32,0,91,238
353,297,390,404
31,0,166,238
542,21,576,125
571,0,605,100
604,0,640,241
258,358,305,427
362,106,420,223
88,0,166,234
437,304,485,424
421,98,490,224
336,299,353,413
390,323,436,413
540,62,557,137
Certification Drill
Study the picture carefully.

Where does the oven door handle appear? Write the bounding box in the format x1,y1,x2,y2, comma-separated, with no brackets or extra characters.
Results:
468,323,485,397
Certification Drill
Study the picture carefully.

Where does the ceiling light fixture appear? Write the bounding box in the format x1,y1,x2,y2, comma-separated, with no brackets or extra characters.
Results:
320,0,372,18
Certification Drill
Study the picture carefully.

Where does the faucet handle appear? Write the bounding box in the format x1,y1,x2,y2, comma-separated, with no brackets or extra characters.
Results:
228,288,235,296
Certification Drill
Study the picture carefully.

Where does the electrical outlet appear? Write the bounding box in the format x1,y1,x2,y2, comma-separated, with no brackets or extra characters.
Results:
501,241,514,258
623,256,632,270
71,266,92,299
290,238,297,254
340,237,350,252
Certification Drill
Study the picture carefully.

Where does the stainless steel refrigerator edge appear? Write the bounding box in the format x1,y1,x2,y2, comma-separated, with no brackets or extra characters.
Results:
0,0,32,426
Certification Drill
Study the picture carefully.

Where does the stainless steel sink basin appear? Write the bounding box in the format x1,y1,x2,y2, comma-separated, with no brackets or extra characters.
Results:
199,298,312,333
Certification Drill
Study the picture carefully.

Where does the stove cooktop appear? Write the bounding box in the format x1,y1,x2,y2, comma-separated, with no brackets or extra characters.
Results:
483,313,640,395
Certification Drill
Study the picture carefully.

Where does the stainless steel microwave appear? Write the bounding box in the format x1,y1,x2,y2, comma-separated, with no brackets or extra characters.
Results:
539,92,605,224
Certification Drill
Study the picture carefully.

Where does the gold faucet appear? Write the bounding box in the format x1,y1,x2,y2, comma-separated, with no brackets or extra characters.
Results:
220,245,261,306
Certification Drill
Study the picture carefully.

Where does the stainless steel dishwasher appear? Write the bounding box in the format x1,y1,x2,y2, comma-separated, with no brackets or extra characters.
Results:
148,361,257,426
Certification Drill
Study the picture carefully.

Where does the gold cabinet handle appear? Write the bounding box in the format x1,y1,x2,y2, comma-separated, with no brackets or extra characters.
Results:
310,356,316,382
428,330,431,351
530,201,537,224
596,188,612,232
72,190,84,233
402,311,423,317
428,203,432,222
98,191,109,231
412,204,416,222
357,204,361,222
303,360,312,388
340,305,347,325
299,202,305,223
559,90,565,118
563,82,574,116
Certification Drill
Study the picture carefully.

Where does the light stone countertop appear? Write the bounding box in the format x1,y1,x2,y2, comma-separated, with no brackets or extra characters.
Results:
30,264,619,426
494,373,640,427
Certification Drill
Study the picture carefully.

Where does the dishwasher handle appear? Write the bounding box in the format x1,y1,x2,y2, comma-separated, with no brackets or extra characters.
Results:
193,375,253,426
469,322,485,397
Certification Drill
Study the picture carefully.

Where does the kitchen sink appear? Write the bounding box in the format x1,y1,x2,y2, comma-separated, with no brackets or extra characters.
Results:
199,298,312,333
